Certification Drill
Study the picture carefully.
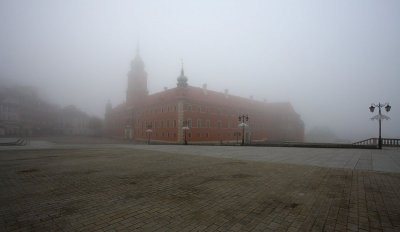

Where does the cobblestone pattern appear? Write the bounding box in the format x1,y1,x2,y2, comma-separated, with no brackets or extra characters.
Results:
132,145,400,173
1,148,400,231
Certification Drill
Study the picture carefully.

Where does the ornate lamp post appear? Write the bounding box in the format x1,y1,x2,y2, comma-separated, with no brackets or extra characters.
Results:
182,120,190,145
369,102,391,149
234,132,241,145
238,114,249,146
145,125,152,145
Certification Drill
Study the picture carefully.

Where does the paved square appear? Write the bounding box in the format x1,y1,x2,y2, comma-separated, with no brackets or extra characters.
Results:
1,148,400,231
130,145,400,173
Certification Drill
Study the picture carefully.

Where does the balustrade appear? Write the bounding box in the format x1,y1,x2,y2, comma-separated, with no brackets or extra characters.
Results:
353,138,400,147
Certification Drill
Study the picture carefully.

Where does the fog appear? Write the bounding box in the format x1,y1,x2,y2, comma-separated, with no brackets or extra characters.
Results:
1,0,399,142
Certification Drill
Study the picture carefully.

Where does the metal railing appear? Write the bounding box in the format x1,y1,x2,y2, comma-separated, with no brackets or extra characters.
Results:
353,138,400,147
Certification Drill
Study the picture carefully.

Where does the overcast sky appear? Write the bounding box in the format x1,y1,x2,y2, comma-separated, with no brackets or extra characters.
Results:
1,0,399,141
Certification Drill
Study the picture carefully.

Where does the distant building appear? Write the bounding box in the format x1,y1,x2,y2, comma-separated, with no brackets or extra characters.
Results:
0,85,96,137
55,105,92,136
0,88,19,136
0,85,58,136
105,49,304,143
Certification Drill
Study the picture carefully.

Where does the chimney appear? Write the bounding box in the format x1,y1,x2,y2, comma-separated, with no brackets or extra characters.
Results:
224,89,229,98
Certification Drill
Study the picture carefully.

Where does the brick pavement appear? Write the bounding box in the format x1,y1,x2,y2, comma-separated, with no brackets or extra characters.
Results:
1,148,400,231
2,142,400,173
131,145,400,173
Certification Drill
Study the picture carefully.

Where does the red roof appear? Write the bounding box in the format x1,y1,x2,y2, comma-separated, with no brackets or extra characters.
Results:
140,86,295,114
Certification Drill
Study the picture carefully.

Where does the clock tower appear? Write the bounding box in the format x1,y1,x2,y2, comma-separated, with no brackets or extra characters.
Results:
126,46,148,107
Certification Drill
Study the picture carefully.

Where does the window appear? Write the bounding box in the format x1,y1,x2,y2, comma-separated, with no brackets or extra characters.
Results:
197,119,201,128
174,133,176,137
174,105,177,112
161,120,164,128
162,132,164,137
187,119,192,128
187,104,192,112
206,120,210,128
217,120,221,128
167,120,170,128
228,120,232,129
206,107,209,113
154,120,157,128
167,105,170,112
205,132,209,138
188,132,192,138
197,132,201,137
161,107,164,113
197,106,201,113
217,132,221,137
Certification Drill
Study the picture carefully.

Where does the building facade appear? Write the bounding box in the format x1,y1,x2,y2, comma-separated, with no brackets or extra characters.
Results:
55,105,92,136
0,85,98,137
105,50,304,144
0,86,58,136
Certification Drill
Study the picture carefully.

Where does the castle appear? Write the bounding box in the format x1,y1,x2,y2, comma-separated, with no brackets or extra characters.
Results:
105,49,304,144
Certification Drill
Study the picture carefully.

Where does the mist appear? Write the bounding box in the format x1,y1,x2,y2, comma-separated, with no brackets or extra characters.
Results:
1,0,399,142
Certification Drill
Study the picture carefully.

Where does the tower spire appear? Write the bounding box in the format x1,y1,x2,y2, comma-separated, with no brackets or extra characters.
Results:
177,59,188,88
181,58,184,75
136,40,140,56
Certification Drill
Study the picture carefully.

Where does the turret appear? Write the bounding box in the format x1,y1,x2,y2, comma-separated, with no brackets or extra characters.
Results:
177,61,188,88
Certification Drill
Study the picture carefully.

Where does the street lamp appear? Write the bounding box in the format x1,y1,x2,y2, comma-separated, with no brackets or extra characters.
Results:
238,114,249,146
145,125,152,144
234,132,241,145
369,102,391,149
182,120,190,145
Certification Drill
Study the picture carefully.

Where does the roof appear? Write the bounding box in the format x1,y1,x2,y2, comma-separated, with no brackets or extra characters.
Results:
139,85,296,115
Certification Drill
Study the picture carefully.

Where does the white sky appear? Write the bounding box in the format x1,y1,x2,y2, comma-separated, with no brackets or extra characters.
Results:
1,0,399,141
